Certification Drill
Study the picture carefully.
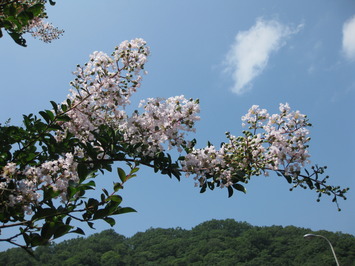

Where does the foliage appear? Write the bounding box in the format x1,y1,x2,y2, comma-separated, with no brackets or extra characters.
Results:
0,0,62,46
0,219,354,266
0,38,349,253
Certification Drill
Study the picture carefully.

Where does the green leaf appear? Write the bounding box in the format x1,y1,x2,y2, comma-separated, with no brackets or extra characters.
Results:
102,188,109,196
101,193,106,202
200,183,207,194
207,182,215,190
22,231,31,246
305,177,314,189
130,167,140,174
84,180,96,188
8,4,17,16
27,3,44,17
8,31,27,46
53,224,72,239
39,111,51,123
60,104,68,112
108,195,122,204
114,207,136,215
67,186,77,199
65,217,72,225
113,182,123,192
47,124,62,131
50,101,59,114
71,227,85,235
29,233,47,247
56,114,71,122
117,167,127,183
26,152,37,161
104,217,116,226
46,110,55,121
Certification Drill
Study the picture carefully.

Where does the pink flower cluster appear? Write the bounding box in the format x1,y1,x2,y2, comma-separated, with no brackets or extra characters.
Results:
181,103,311,187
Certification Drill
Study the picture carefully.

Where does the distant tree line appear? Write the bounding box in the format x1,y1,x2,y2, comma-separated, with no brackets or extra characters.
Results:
1,219,354,265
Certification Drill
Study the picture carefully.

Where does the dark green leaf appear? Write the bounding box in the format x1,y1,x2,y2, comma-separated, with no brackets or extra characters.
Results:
87,222,95,229
104,217,116,226
65,217,72,225
56,114,70,122
93,208,110,220
41,222,55,240
29,233,47,247
233,183,246,193
283,174,292,184
87,198,99,210
50,101,59,114
53,224,72,239
39,111,51,123
200,183,207,194
71,227,85,235
114,207,136,215
227,186,234,198
32,208,57,221
77,163,89,181
101,193,106,202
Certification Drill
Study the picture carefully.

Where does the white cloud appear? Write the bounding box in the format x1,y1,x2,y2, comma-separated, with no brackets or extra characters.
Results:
342,15,355,61
224,18,303,95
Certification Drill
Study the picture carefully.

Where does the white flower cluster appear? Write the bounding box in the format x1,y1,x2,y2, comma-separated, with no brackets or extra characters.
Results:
123,96,200,156
1,153,78,214
182,103,311,187
56,38,150,142
0,39,200,215
0,37,312,215
263,103,311,174
57,39,200,157
25,18,64,43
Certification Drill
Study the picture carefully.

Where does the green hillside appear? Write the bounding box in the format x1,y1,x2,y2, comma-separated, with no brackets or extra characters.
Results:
1,219,354,266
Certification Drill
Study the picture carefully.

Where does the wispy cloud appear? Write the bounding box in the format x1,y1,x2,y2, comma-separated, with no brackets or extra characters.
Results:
342,15,355,61
224,18,303,95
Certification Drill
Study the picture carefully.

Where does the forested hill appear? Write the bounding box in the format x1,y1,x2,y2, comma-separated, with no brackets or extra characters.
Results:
1,219,354,266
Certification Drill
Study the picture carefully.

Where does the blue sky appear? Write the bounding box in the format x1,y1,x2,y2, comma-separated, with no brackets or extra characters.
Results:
1,0,354,250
